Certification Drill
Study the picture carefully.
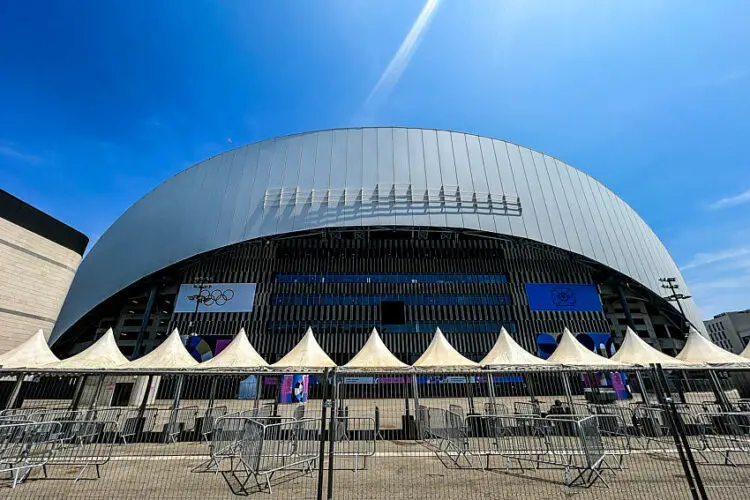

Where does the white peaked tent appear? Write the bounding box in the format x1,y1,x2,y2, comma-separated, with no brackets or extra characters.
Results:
46,328,129,370
480,327,554,367
272,327,336,368
412,328,478,368
199,328,268,368
610,327,689,368
127,328,198,369
546,328,627,367
343,328,409,369
676,329,750,365
741,342,750,360
0,329,59,369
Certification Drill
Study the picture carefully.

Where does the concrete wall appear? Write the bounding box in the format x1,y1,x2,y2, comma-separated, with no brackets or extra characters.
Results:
0,217,83,353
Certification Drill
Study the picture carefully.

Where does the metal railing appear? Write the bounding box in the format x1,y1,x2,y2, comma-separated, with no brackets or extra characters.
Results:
1,366,749,498
236,416,320,494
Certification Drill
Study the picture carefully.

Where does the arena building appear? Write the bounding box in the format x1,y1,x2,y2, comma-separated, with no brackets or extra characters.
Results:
49,128,703,364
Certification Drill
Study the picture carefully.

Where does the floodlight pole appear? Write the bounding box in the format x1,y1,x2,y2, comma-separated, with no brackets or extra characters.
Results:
187,276,213,334
659,277,692,335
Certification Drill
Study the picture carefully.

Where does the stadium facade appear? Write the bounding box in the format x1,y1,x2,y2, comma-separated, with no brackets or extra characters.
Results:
50,128,703,364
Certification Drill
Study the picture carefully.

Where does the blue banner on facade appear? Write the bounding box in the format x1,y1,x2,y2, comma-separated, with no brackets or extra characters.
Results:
525,283,602,312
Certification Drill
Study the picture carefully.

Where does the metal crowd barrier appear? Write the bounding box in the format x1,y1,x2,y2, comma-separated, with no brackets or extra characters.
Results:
237,416,320,494
29,408,94,423
694,411,750,465
486,414,612,487
200,405,228,444
330,415,376,471
44,419,118,481
423,407,468,458
199,405,294,475
513,401,542,417
420,409,630,488
484,402,509,416
120,407,160,444
0,408,46,422
0,421,61,488
202,415,250,473
165,405,200,443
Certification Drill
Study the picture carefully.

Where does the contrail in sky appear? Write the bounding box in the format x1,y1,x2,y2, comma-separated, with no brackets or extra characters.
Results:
363,0,441,112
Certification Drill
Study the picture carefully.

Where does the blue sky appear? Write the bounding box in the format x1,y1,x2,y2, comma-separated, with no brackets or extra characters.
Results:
1,1,748,318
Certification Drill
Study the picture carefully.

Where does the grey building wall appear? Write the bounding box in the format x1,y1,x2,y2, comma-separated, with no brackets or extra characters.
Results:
51,128,704,344
705,310,750,353
0,217,84,353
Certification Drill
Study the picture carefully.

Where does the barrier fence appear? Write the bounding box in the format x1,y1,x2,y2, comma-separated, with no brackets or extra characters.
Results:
0,366,749,498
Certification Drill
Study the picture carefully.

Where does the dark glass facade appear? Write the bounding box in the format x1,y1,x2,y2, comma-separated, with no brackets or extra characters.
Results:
59,227,688,364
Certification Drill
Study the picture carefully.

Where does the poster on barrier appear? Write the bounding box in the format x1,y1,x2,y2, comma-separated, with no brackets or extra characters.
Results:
280,374,309,403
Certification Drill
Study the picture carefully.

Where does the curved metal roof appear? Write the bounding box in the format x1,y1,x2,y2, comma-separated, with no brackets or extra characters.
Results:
51,127,703,343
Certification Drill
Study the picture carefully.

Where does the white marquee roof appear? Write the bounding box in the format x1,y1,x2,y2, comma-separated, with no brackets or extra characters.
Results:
676,329,750,365
741,342,750,360
480,327,554,367
199,328,268,368
0,329,59,369
546,328,628,367
412,328,478,368
46,328,129,370
610,327,690,368
272,327,336,369
127,328,198,369
343,328,409,369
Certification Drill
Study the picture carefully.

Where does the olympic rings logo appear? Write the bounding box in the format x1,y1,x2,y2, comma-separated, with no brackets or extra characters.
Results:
187,287,235,307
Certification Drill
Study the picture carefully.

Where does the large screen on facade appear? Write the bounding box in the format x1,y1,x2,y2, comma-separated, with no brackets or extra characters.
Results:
174,283,257,313
525,283,602,312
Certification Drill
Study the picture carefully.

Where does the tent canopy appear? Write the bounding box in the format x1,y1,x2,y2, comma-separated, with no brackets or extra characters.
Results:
272,327,336,369
480,327,554,367
46,328,129,370
0,329,59,369
343,328,409,369
200,328,268,368
676,329,750,365
741,342,750,360
546,328,628,367
128,329,198,369
412,328,478,368
610,327,690,368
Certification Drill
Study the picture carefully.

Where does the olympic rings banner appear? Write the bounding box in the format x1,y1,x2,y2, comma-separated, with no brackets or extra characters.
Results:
174,283,257,313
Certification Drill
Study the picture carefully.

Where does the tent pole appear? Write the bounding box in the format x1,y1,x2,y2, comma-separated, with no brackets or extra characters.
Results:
562,372,575,411
486,371,497,409
635,369,650,405
403,377,410,418
526,372,537,404
466,374,476,414
253,374,263,412
69,375,88,410
411,372,421,419
88,374,106,409
707,369,732,411
207,376,218,411
5,372,26,410
166,375,185,442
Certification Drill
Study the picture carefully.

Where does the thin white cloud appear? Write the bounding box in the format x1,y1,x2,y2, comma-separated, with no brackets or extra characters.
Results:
0,144,43,165
708,189,750,210
363,0,441,112
680,247,750,271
